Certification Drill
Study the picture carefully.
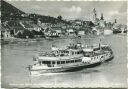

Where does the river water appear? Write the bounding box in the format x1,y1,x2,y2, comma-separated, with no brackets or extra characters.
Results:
1,34,127,88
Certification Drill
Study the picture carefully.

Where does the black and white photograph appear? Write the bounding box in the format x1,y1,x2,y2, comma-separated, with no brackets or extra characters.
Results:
0,0,127,88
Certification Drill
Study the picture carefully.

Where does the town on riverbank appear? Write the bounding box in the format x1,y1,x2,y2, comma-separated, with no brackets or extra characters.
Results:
0,0,127,44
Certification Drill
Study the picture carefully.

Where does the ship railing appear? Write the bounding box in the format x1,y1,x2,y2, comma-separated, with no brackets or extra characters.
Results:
38,51,71,57
66,43,83,49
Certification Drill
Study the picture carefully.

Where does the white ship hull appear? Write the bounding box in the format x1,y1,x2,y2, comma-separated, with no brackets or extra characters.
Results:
28,43,114,75
30,54,114,75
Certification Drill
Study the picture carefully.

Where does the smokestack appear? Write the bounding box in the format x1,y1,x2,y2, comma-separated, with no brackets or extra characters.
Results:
99,39,101,50
115,19,117,23
100,13,104,20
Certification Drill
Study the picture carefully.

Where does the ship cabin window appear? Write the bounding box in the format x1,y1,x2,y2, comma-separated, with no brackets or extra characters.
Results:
60,54,65,56
75,60,77,62
93,47,100,51
77,51,83,54
65,51,68,53
46,61,51,64
72,52,74,55
58,50,69,56
61,61,65,64
84,54,90,57
52,61,55,64
66,51,69,54
71,60,74,63
42,61,51,64
60,50,69,54
57,61,60,64
66,60,70,63
84,52,93,57
77,59,81,62
61,50,64,54
91,58,93,60
77,51,80,54
39,61,42,65
74,52,77,54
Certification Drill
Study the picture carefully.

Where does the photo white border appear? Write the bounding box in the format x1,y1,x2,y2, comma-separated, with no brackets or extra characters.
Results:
0,0,127,88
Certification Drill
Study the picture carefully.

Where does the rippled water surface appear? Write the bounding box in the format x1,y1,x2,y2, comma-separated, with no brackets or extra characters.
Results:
1,34,127,88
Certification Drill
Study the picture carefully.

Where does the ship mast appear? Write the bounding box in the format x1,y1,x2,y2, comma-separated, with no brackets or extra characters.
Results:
99,39,101,50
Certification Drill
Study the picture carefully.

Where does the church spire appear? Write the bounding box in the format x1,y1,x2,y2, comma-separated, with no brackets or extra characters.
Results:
100,13,104,20
93,8,97,21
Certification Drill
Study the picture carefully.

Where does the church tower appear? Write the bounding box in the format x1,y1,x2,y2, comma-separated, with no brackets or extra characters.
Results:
92,8,97,22
100,13,104,20
113,19,118,30
99,13,105,28
37,18,41,26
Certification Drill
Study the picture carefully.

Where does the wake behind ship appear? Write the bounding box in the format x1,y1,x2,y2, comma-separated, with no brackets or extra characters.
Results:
27,43,114,75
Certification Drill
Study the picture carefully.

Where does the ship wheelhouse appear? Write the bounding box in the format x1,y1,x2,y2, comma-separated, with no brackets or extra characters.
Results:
33,48,83,68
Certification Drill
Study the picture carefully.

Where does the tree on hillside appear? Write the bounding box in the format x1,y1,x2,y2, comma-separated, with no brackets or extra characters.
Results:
57,15,62,21
16,32,23,38
38,30,45,37
89,21,95,27
31,30,38,35
31,30,45,37
22,30,34,38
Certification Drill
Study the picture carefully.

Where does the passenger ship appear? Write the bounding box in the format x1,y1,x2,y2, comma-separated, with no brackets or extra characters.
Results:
27,43,114,75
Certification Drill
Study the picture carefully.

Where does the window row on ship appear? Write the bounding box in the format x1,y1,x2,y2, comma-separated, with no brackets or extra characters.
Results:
39,50,83,57
55,50,83,55
38,59,82,65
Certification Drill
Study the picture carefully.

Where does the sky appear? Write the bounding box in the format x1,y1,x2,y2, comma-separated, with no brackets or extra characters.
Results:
6,0,127,24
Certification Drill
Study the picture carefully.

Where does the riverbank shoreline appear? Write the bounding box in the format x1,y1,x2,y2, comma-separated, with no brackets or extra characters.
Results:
0,33,126,46
0,34,101,45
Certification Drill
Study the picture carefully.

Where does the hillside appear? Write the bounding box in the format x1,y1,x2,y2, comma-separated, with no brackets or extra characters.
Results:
1,0,70,25
28,13,70,24
1,0,25,21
